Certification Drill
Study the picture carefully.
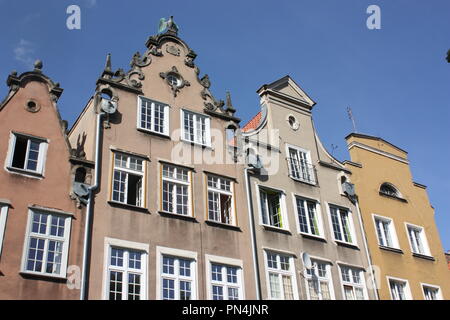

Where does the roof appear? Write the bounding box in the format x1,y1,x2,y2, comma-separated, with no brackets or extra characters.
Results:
241,112,261,132
345,132,408,154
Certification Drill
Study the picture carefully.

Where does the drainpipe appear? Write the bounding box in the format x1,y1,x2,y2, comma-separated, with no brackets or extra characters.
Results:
244,167,262,300
80,109,105,300
354,199,380,300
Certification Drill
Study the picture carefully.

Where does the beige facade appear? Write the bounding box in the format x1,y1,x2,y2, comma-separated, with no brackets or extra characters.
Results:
242,77,377,300
68,27,256,299
0,63,88,299
345,133,450,300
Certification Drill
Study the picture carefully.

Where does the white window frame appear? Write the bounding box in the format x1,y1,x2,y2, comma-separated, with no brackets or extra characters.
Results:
293,194,324,239
206,174,236,225
161,163,193,217
6,132,48,176
20,207,72,279
327,203,357,246
338,264,368,300
0,203,10,257
181,109,211,147
405,222,431,256
102,237,149,300
285,144,316,185
304,259,335,300
205,254,244,300
156,246,198,300
372,214,400,249
264,250,299,300
256,184,289,231
110,151,146,208
421,283,443,300
137,96,170,136
387,276,412,300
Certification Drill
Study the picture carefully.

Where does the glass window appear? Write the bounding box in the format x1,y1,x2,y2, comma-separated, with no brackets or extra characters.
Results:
296,197,321,236
407,224,430,256
287,147,315,184
138,97,169,135
161,164,192,216
161,255,195,300
305,260,333,300
423,285,441,300
329,205,354,244
265,251,296,300
8,133,47,174
374,216,398,248
182,110,210,146
389,279,409,300
207,175,234,225
107,247,146,300
112,152,145,207
260,188,285,229
23,210,70,277
340,266,366,300
210,263,242,300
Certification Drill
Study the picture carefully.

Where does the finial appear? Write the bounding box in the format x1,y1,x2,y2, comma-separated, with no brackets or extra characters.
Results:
225,91,236,113
34,60,43,71
105,53,112,72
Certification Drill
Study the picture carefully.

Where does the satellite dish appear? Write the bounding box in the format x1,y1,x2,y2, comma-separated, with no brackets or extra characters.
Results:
101,98,117,114
73,182,90,197
248,153,262,170
302,252,312,270
342,182,356,197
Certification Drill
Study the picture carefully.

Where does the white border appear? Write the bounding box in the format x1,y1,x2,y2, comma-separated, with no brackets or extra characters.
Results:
205,254,245,300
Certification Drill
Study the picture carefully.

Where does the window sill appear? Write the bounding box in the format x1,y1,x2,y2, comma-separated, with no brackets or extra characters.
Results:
299,232,327,242
412,252,435,261
19,271,67,282
335,240,359,250
205,220,241,231
379,245,403,254
107,201,149,213
6,167,43,179
289,175,317,186
379,192,408,203
137,128,171,140
158,211,198,223
181,139,213,150
262,224,291,235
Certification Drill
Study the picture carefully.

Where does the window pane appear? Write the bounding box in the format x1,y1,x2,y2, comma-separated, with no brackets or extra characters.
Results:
109,271,123,300
307,201,319,235
162,278,175,300
212,285,223,300
50,216,65,237
32,212,48,234
45,240,63,274
140,98,152,130
113,170,126,203
12,136,28,169
296,199,309,233
180,281,192,300
282,275,294,300
330,206,342,240
308,279,319,300
184,112,194,142
208,191,219,222
26,140,40,171
111,248,124,267
128,273,141,300
227,267,238,283
179,259,191,277
211,264,222,281
128,250,141,269
228,287,239,300
162,256,175,274
26,237,45,272
269,273,281,299
154,103,165,133
267,253,278,269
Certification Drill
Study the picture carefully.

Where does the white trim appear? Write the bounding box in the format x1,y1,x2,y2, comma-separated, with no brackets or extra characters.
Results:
28,205,74,217
420,282,443,300
205,254,245,300
102,237,149,300
303,258,336,300
292,193,325,239
180,109,211,147
156,246,198,300
325,202,358,247
386,276,412,300
348,141,409,164
371,214,401,249
337,263,369,300
137,96,170,136
0,205,9,257
20,208,72,279
263,250,299,300
255,184,290,231
404,222,432,256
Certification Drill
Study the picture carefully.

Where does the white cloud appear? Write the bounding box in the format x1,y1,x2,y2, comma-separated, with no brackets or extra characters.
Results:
13,39,35,68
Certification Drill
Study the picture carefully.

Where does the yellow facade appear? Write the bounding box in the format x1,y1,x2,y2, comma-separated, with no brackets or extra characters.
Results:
344,133,450,300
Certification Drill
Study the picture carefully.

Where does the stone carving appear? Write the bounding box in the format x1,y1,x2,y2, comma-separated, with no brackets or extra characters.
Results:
131,51,152,68
159,66,190,97
72,132,87,159
184,49,197,68
166,44,180,56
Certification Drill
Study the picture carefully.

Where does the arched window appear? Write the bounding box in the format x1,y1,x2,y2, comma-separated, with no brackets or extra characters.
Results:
380,183,400,198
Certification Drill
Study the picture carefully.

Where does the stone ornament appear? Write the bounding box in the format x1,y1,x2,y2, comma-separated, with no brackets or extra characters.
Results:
159,66,190,97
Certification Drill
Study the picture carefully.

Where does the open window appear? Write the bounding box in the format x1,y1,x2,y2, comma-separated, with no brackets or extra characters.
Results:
7,133,48,175
207,175,235,225
259,187,287,229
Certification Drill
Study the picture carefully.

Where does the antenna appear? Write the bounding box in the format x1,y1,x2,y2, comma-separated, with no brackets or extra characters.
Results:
347,107,358,133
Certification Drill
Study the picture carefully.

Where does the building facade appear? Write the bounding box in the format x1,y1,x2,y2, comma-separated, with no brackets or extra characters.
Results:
241,76,377,300
68,22,256,300
344,133,450,300
0,61,89,299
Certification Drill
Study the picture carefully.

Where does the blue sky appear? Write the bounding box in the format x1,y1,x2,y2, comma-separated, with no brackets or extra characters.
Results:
1,1,449,250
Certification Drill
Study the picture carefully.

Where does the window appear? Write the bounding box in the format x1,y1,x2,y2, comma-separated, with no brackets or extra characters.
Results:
207,175,235,225
373,215,399,249
210,263,243,300
0,204,9,257
380,183,400,198
259,187,286,229
295,197,322,237
329,205,355,244
107,247,146,300
161,255,196,300
138,97,169,135
161,164,192,216
287,146,315,184
22,209,71,278
7,133,48,175
388,278,411,300
111,152,145,207
167,74,180,87
305,260,334,300
265,251,297,300
340,266,366,300
182,110,211,146
406,224,430,256
422,285,442,300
